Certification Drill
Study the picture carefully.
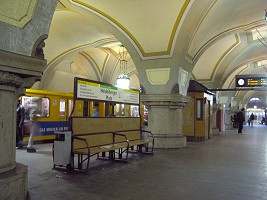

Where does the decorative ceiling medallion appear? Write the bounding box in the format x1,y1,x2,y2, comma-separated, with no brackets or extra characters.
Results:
0,0,38,28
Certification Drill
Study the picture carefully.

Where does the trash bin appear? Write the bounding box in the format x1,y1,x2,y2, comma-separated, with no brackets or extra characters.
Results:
53,131,72,170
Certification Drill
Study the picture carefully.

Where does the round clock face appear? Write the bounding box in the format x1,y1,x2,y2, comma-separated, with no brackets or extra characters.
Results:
238,79,245,86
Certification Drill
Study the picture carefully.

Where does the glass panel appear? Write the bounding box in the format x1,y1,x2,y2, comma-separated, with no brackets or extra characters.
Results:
60,99,66,117
42,98,49,117
93,102,99,117
130,105,139,117
22,96,49,119
196,99,203,120
68,100,73,117
115,104,125,116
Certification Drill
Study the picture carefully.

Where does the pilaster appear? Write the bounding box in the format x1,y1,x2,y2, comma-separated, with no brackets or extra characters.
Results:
212,104,221,135
141,94,191,148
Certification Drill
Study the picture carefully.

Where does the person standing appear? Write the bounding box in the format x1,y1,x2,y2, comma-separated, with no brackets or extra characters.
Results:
249,113,255,126
237,108,245,134
93,105,99,117
16,100,25,148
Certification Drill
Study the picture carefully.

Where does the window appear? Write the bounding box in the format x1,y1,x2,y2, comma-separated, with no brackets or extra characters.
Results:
60,99,66,116
196,99,203,120
22,96,50,119
130,105,140,117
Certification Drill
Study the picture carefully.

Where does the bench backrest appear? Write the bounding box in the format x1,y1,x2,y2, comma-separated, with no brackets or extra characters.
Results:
72,117,141,134
72,117,142,148
73,132,114,149
115,130,142,141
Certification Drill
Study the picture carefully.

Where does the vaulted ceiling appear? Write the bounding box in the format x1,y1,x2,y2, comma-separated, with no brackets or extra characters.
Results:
40,0,267,109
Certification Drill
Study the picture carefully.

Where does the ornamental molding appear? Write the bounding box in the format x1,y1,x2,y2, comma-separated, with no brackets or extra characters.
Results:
0,71,23,88
141,94,191,109
141,94,191,103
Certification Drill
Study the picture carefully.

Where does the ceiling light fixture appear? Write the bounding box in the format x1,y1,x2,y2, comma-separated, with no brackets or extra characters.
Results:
116,45,130,89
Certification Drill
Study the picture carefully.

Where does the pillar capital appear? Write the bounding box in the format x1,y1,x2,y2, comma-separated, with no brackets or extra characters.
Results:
0,49,46,78
141,94,191,109
0,71,24,88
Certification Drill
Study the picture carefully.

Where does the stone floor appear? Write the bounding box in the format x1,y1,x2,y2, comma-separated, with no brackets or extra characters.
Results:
16,124,267,200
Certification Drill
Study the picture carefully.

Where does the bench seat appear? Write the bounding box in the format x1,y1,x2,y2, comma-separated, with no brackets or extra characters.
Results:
116,130,154,154
72,133,130,172
73,142,129,156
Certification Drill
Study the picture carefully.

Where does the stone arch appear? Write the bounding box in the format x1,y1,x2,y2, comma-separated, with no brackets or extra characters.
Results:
31,34,48,59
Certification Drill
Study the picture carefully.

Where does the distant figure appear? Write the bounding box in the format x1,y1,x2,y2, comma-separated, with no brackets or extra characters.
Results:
237,108,245,135
231,113,238,128
249,113,255,126
233,112,238,128
261,117,265,125
16,100,25,148
93,106,99,117
27,107,38,153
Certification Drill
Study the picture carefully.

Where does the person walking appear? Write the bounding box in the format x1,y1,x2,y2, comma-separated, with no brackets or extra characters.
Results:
249,113,255,126
237,108,245,135
27,105,38,153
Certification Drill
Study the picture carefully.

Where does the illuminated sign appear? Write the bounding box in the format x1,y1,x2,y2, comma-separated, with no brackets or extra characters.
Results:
236,75,267,87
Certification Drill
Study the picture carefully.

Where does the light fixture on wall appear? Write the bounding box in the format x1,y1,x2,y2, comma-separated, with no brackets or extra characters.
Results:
116,45,130,89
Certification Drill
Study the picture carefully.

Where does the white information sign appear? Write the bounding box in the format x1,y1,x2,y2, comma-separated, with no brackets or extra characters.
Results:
75,79,139,105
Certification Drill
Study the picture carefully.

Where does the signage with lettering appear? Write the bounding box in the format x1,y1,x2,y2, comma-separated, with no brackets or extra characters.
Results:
74,77,139,105
236,75,267,87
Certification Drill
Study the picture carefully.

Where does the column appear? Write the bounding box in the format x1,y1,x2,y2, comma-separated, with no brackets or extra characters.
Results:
0,72,28,199
141,94,191,148
225,108,234,130
0,50,45,199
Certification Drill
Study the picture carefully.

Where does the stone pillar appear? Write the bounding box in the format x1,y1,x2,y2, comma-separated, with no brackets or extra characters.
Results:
225,108,234,130
141,94,191,148
0,50,46,200
212,104,220,135
0,73,28,199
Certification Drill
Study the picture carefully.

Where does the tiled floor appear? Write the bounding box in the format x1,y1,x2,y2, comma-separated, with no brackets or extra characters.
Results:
16,124,267,200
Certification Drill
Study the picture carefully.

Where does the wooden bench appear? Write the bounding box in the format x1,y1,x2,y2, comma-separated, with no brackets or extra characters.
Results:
115,129,154,154
71,117,154,172
72,131,130,172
